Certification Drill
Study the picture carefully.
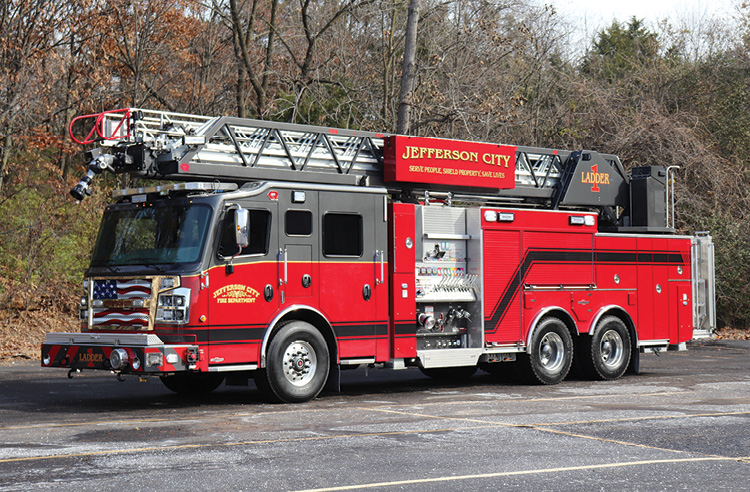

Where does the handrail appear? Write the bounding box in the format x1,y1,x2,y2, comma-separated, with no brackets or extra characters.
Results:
69,108,134,145
666,165,680,229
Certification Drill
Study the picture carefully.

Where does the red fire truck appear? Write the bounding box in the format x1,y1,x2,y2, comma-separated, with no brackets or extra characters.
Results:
41,108,716,402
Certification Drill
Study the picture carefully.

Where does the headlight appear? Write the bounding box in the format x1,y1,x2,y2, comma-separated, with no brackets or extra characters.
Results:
160,277,176,289
155,287,191,324
146,352,163,367
79,295,89,321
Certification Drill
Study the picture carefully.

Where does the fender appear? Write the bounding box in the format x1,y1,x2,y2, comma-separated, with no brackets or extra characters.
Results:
587,305,638,345
260,304,334,368
525,306,578,350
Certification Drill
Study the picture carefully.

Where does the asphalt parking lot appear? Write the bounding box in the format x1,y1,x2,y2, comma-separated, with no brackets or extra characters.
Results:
1,339,749,491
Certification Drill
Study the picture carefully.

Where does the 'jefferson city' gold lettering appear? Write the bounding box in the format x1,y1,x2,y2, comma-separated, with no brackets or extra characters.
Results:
400,145,511,168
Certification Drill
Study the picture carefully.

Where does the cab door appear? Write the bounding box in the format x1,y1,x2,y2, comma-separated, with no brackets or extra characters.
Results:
207,200,278,366
277,190,318,306
318,191,387,360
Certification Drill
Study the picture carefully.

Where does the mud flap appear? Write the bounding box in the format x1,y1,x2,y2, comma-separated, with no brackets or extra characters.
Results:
627,349,640,375
324,364,340,393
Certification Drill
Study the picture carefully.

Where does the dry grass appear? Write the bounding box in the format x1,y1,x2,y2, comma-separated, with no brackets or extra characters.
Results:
716,327,750,340
0,309,78,362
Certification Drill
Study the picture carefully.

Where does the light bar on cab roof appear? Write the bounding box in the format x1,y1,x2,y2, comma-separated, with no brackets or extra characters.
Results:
112,182,239,198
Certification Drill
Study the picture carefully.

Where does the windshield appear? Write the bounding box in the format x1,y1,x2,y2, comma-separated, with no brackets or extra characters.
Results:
90,203,212,267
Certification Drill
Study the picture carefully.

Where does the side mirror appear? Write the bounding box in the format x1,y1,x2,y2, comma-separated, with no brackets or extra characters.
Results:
234,208,250,248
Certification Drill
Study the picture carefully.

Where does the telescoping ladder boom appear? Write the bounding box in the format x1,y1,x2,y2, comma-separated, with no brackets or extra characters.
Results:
69,107,629,211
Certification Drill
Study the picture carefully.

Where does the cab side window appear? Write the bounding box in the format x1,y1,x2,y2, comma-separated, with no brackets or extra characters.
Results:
322,213,362,257
218,209,271,257
285,210,312,236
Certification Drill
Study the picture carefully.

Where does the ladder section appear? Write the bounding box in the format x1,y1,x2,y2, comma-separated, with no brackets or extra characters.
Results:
515,150,565,189
76,108,388,185
69,108,619,203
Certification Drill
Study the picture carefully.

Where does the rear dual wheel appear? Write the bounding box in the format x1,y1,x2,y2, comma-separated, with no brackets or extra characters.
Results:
579,316,631,380
516,317,573,385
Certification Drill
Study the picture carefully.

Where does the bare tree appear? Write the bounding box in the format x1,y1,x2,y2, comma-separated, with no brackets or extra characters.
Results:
0,0,66,194
227,0,279,117
396,0,418,134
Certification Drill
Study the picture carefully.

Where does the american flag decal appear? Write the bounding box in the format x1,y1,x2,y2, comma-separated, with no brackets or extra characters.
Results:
93,279,150,299
91,278,151,328
93,279,117,300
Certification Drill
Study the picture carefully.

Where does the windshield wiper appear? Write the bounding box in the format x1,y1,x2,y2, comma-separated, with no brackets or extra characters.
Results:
121,257,170,273
141,263,169,273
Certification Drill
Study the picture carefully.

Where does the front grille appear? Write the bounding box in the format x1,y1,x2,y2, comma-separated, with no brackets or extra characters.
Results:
90,278,153,330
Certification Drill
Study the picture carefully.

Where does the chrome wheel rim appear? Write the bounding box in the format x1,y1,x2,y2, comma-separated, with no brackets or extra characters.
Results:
538,332,565,372
282,340,317,386
600,329,624,369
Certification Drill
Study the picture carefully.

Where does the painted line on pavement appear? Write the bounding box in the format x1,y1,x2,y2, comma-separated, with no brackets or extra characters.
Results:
290,456,750,492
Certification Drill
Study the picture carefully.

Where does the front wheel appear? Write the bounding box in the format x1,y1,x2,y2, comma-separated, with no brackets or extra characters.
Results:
257,321,330,403
580,316,631,380
516,317,573,385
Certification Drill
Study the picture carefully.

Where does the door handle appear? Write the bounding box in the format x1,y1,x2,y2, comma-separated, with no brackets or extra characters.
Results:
278,248,287,286
375,250,384,285
363,284,371,301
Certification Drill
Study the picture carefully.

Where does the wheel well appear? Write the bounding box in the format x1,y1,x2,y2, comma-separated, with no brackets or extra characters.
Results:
261,308,338,368
526,307,578,349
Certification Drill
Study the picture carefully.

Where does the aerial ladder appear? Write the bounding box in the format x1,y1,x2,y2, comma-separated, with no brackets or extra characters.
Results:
69,108,649,230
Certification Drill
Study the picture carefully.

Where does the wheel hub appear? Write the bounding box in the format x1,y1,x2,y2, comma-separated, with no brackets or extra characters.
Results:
538,332,564,371
600,330,624,368
282,341,317,386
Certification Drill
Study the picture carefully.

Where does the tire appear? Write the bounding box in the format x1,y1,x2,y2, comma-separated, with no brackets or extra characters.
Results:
516,317,573,385
257,321,330,403
420,365,477,381
580,316,631,380
160,373,225,395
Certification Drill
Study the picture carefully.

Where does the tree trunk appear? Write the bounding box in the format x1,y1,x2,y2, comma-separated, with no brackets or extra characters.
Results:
0,134,11,195
382,2,397,124
397,0,419,135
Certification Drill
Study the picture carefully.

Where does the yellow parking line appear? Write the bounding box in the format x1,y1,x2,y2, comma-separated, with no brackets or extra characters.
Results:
0,391,706,432
382,390,690,407
0,417,199,431
0,424,499,464
530,426,707,455
532,410,750,427
361,407,750,457
363,406,750,429
0,407,345,431
291,457,749,492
